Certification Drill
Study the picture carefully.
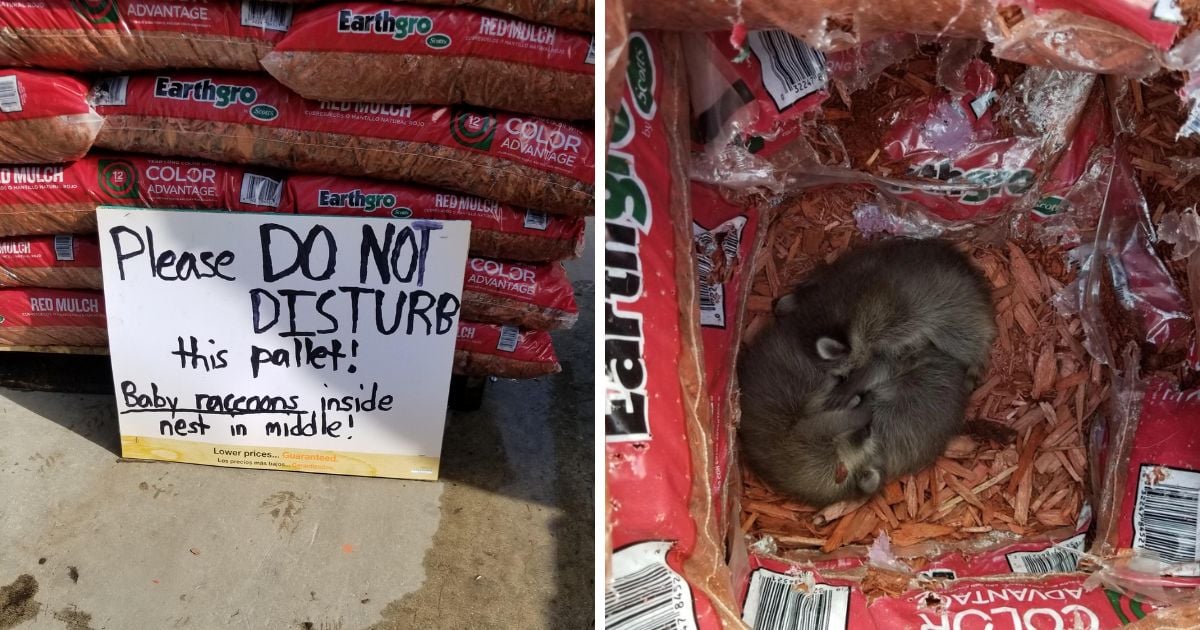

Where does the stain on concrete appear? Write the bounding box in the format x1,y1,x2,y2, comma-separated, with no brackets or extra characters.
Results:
0,574,40,629
67,566,79,584
368,281,594,629
53,606,95,630
260,491,306,534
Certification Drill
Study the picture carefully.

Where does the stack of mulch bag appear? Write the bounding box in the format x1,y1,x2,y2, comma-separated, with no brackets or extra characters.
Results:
606,2,1200,629
0,0,595,379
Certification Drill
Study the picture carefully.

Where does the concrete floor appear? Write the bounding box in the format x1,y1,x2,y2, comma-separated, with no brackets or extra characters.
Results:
0,224,595,630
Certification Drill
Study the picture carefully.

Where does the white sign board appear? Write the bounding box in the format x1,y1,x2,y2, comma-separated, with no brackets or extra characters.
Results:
96,207,469,480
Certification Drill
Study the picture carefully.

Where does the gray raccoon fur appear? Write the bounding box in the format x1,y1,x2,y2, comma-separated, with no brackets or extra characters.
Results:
738,332,970,506
851,344,972,482
737,318,880,507
773,238,996,408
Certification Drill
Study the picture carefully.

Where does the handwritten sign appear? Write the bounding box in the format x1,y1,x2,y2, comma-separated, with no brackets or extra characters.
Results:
96,207,470,480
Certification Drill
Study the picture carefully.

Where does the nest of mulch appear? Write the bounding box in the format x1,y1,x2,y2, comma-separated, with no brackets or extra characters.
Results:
739,186,1104,554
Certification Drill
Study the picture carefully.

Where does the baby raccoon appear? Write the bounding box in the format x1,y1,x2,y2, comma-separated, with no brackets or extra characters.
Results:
737,317,881,507
852,344,972,483
774,238,995,407
739,332,971,507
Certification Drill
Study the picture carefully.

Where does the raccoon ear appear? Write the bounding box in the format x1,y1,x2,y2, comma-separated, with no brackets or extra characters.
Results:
857,468,882,495
773,293,798,316
816,336,848,361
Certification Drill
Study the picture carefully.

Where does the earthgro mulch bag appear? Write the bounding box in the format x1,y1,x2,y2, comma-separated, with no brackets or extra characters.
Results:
89,71,595,216
0,0,292,71
453,321,559,378
604,30,742,630
0,69,102,164
462,257,577,330
406,0,593,31
287,173,585,262
0,155,286,236
262,2,595,120
0,287,105,346
0,235,101,290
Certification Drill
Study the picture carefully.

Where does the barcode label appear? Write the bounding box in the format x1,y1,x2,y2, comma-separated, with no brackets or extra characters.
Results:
586,36,596,65
1133,464,1200,573
239,173,283,208
53,235,74,262
496,326,519,352
1006,534,1085,574
90,76,129,107
523,210,549,231
1154,0,1185,24
606,542,698,630
693,217,747,329
746,30,828,111
240,0,292,31
0,75,21,113
742,568,849,630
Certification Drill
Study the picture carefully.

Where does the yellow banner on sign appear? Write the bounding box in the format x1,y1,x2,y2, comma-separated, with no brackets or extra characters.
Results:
121,436,440,480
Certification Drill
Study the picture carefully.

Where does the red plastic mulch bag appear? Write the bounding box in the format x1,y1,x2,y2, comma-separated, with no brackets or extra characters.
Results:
690,182,761,539
0,0,291,71
867,573,1157,628
262,2,594,120
628,0,997,45
404,0,593,32
90,71,595,216
0,287,106,346
1089,376,1200,600
0,69,102,164
685,30,829,147
453,321,559,378
605,30,741,630
1048,146,1194,373
0,235,101,290
462,257,577,330
0,155,287,236
287,173,585,262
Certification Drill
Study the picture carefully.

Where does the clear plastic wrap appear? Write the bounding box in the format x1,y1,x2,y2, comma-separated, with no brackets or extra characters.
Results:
631,0,997,49
687,36,1099,226
634,0,1200,78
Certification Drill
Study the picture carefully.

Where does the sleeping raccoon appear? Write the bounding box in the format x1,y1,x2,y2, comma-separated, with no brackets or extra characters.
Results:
738,333,970,506
737,316,881,507
774,237,995,407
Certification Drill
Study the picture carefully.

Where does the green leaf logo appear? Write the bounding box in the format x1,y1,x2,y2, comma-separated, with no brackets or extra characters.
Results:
71,0,120,25
98,159,139,200
450,109,496,150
